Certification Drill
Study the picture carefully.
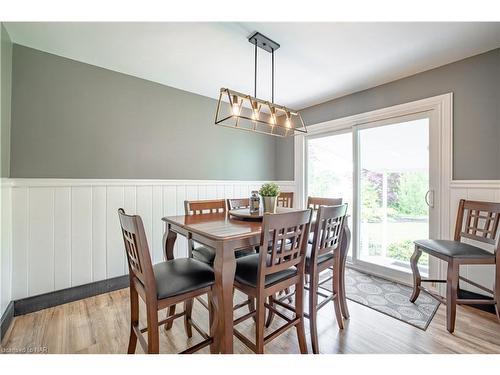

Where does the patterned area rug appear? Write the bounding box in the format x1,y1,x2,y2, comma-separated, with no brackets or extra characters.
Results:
323,268,440,330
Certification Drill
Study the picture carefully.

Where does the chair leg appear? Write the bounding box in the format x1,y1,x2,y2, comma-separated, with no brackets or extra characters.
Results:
309,273,319,354
495,261,500,322
146,306,160,354
255,296,266,354
127,285,139,354
183,299,193,338
339,259,350,319
208,291,219,354
295,279,308,354
265,295,276,328
165,304,176,330
446,261,459,333
410,246,422,303
339,225,351,319
333,257,344,329
248,297,256,322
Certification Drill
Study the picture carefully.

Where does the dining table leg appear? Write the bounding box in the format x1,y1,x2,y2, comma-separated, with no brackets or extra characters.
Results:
162,223,177,261
163,224,178,330
212,241,236,354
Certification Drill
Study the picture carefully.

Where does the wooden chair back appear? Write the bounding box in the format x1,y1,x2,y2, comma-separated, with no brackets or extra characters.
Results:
307,197,343,210
309,204,348,264
184,199,227,215
454,199,500,252
118,208,156,294
257,210,312,284
227,198,250,210
277,192,294,208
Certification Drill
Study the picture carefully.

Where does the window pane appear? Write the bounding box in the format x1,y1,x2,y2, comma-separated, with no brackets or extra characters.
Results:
307,132,353,256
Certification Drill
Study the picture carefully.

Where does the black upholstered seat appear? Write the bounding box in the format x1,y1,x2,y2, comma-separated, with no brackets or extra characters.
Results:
153,258,214,299
192,243,255,265
305,244,334,271
234,253,297,288
414,239,495,259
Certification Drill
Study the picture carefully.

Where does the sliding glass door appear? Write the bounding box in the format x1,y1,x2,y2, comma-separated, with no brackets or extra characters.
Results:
306,112,437,282
356,116,430,278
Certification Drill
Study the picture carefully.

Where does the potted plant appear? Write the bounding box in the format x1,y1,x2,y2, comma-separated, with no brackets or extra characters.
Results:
259,182,280,213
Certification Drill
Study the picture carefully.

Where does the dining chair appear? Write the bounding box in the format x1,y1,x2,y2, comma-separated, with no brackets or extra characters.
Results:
232,209,312,354
264,204,349,353
118,208,217,354
177,199,256,321
307,196,348,314
228,196,294,308
307,196,343,211
184,199,255,266
184,199,227,266
411,199,500,333
227,198,250,210
305,204,348,353
277,192,294,208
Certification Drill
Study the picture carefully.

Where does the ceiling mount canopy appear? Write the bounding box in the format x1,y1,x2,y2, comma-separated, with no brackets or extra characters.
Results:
214,32,307,137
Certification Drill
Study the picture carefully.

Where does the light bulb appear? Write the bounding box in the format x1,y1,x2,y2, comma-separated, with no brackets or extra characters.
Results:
252,109,259,120
251,101,260,120
269,106,276,125
231,95,241,116
285,111,291,128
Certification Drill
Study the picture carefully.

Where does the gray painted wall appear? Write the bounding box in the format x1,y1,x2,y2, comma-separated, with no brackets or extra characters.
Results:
275,137,294,181
1,24,12,178
10,45,278,180
277,48,500,180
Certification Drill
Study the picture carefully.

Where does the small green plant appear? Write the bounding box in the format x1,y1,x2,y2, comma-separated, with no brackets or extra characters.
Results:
259,182,280,197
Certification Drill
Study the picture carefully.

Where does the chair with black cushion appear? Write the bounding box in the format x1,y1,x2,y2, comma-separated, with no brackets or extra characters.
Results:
185,199,255,266
179,199,256,319
184,199,227,265
117,208,217,354
264,204,349,353
411,199,500,333
232,209,312,354
305,196,349,319
304,204,348,353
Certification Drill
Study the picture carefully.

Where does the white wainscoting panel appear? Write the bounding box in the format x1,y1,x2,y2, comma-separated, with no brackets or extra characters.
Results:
1,180,13,315
92,186,107,282
8,179,296,300
106,186,125,279
54,187,71,290
11,187,28,300
71,187,93,287
28,187,55,296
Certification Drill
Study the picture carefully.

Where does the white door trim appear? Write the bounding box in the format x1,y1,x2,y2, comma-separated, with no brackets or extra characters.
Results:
295,93,453,289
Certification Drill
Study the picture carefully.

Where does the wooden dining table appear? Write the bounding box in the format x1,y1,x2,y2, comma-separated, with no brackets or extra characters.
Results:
162,207,350,354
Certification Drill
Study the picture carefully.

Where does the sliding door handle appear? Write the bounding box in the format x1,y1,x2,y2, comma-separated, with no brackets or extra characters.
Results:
425,190,434,208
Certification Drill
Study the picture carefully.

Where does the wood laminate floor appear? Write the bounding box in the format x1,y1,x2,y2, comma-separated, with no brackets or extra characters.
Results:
1,288,500,354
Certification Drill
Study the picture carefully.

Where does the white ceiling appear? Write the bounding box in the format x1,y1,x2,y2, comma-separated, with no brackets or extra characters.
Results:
5,22,500,109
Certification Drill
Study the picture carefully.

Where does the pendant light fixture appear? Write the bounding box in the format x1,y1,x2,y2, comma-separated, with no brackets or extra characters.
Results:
214,32,307,137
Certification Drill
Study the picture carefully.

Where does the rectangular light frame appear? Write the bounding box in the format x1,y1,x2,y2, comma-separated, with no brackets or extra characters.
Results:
214,88,307,138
